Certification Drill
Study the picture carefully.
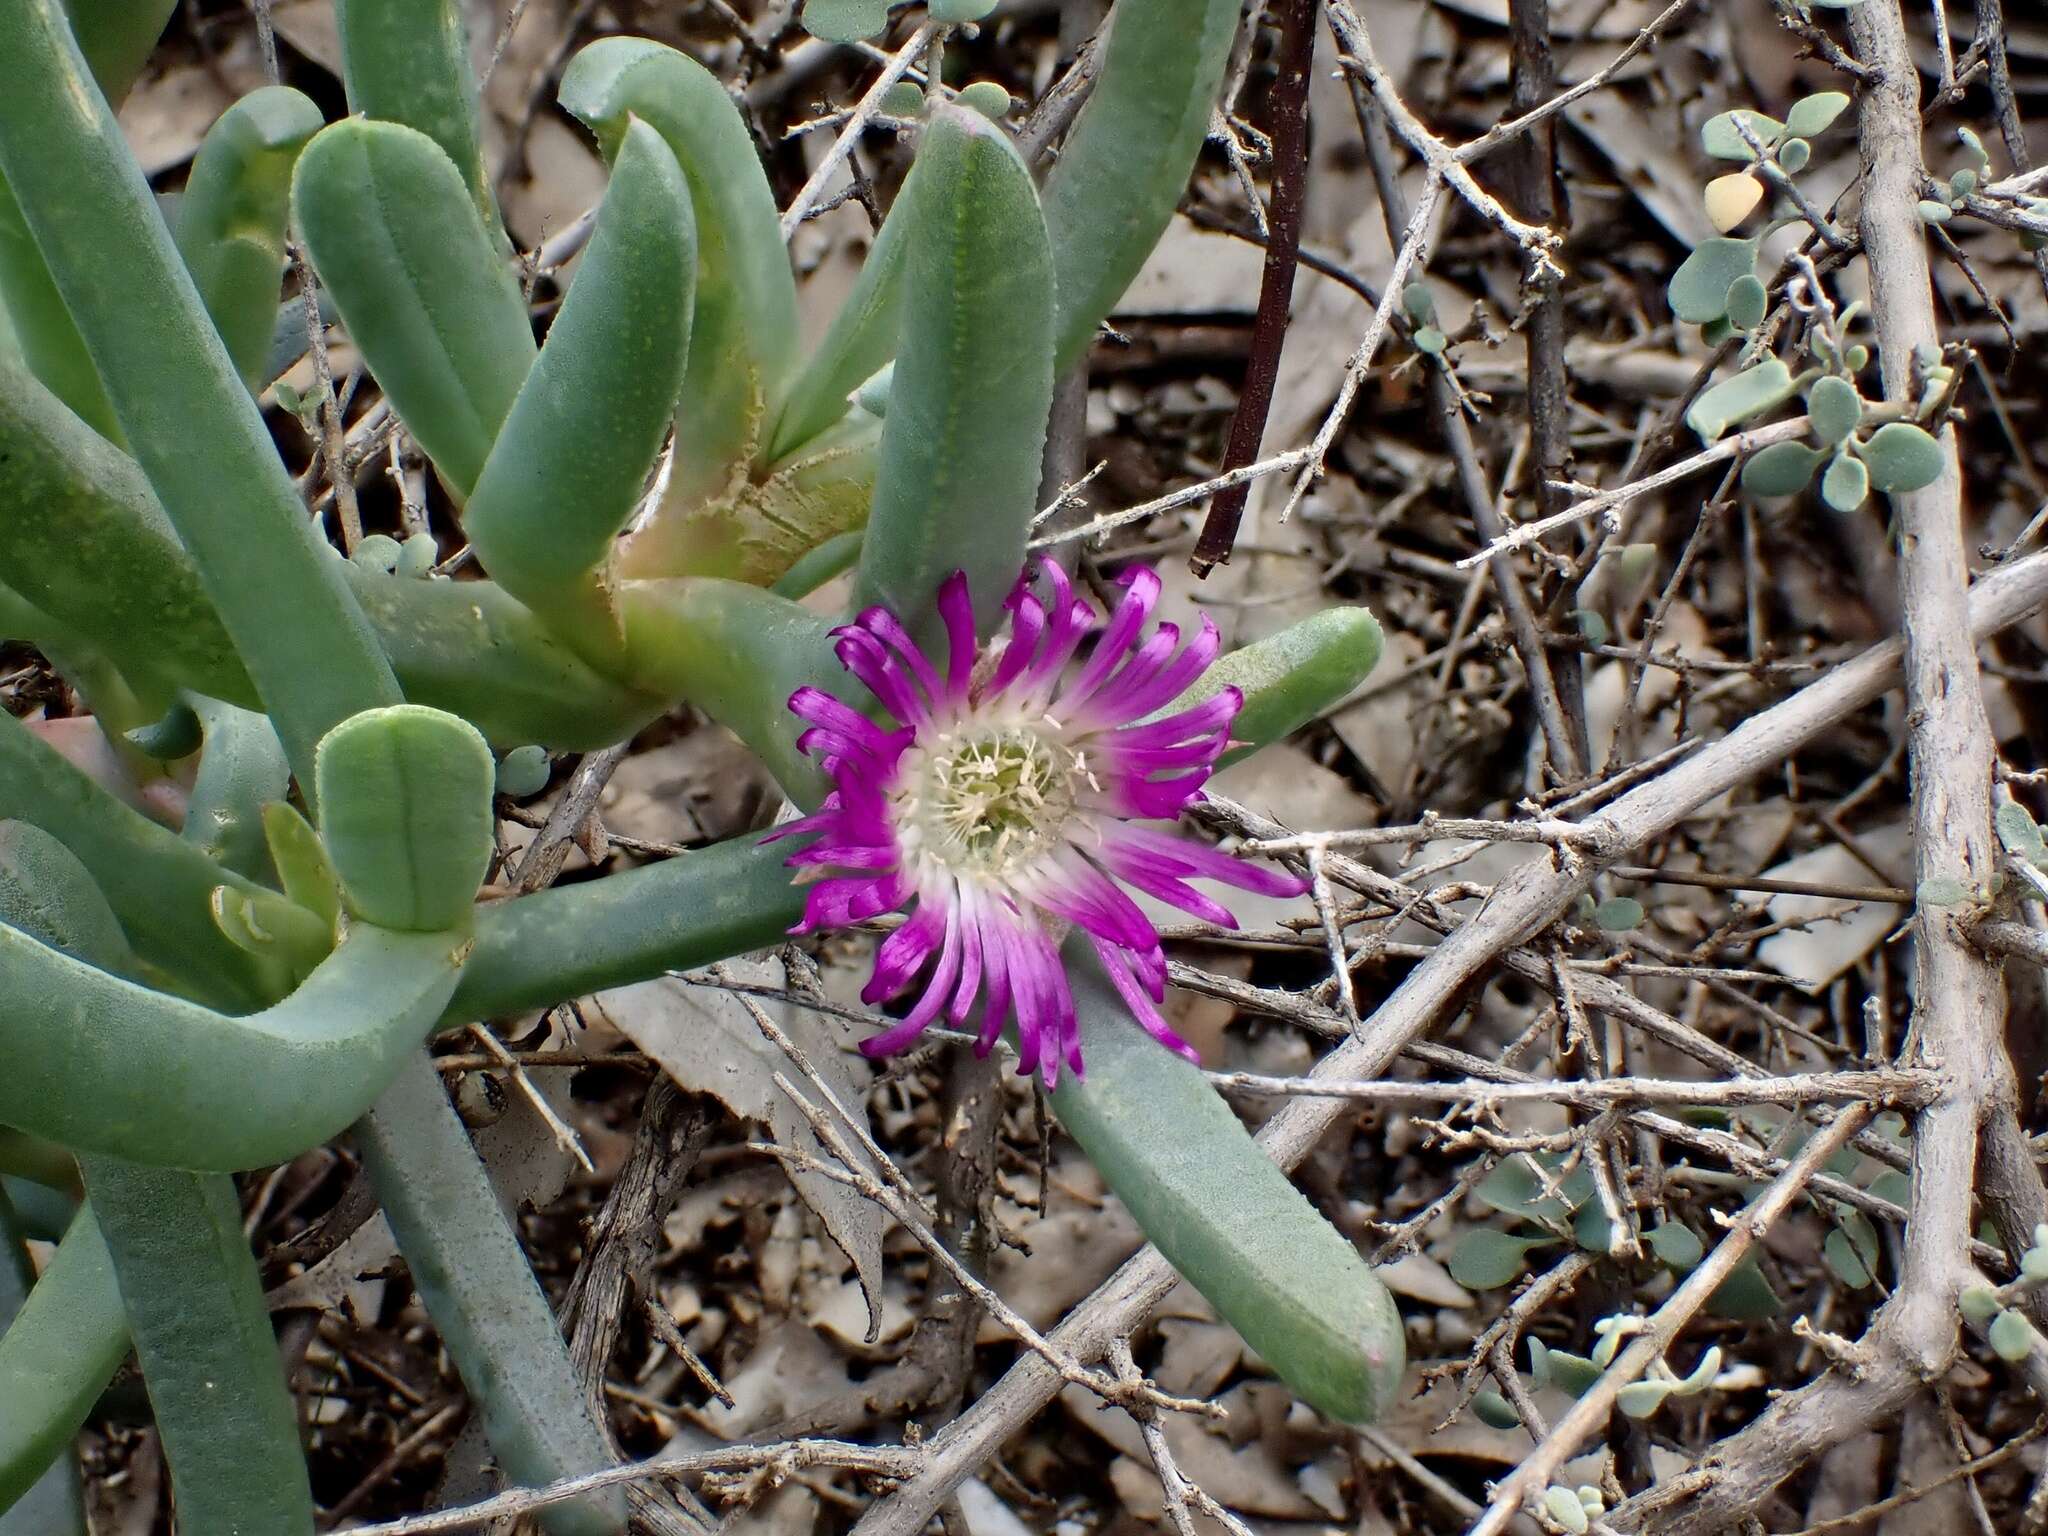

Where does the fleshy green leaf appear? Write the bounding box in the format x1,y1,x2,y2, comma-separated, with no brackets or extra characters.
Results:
1476,1157,1570,1223
1706,1255,1780,1320
1776,136,1811,174
930,0,996,19
1997,802,2048,865
1807,375,1863,445
314,705,495,932
954,80,1012,120
1960,1286,2001,1326
1822,1211,1880,1289
1784,91,1850,138
1615,1380,1672,1418
1472,1390,1521,1429
1647,1221,1705,1271
1449,1228,1552,1290
1724,273,1768,331
1701,109,1784,161
800,0,889,40
496,744,552,799
1821,450,1869,512
1687,357,1796,441
1917,875,1971,907
1669,237,1759,324
1530,1339,1603,1397
1917,198,1953,224
1742,440,1824,497
1861,422,1946,493
1593,896,1644,931
334,0,499,231
1991,1307,2037,1362
1544,1487,1591,1534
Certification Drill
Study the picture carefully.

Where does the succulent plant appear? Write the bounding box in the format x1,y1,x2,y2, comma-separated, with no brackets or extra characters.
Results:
0,0,1404,1526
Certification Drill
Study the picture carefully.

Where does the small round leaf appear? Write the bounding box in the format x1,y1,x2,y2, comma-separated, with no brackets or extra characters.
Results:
1821,450,1869,512
1647,1221,1705,1271
800,0,889,41
1724,273,1768,331
1807,375,1862,445
398,531,438,577
1775,136,1811,174
1991,1307,2037,1362
495,743,552,798
1959,1286,2000,1326
1414,325,1447,356
954,81,1012,120
1862,422,1945,493
1669,237,1758,324
351,533,403,573
1544,1486,1591,1533
1593,896,1644,931
1917,198,1954,224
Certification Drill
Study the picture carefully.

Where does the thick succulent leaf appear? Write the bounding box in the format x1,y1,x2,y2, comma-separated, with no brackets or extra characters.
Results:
800,0,888,41
618,577,843,804
0,711,282,1007
0,177,117,438
0,820,138,979
559,38,799,504
454,831,804,1022
1783,91,1851,139
314,705,495,932
172,86,324,388
83,1162,314,1535
182,699,290,881
1700,109,1783,161
0,1187,87,1533
293,118,536,500
0,1204,127,1512
0,2,401,784
333,0,497,232
358,1052,627,1536
0,912,466,1169
1040,0,1240,373
463,119,695,667
1052,948,1406,1424
856,104,1054,639
769,183,911,459
1164,606,1384,766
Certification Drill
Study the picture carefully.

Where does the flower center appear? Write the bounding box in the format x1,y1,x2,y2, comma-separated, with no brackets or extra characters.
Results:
893,723,1079,880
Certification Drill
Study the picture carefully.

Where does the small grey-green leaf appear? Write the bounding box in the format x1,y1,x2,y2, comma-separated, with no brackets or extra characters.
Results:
1960,1286,2001,1326
1593,896,1644,931
1996,801,2047,862
1823,1217,1877,1289
1402,280,1438,324
1616,1380,1672,1419
1950,168,1979,199
1784,91,1851,138
1991,1307,2037,1362
1476,1157,1569,1222
1862,422,1945,493
1821,450,1869,512
1701,315,1738,347
1533,1344,1603,1398
1807,375,1862,445
1571,609,1609,647
929,0,996,17
1917,875,1970,907
397,531,438,577
351,533,403,573
1743,440,1823,497
1701,109,1785,161
1846,343,1870,370
1544,1487,1591,1535
1917,198,1954,224
800,0,890,41
1958,125,1988,169
1707,1256,1779,1320
495,744,551,798
879,81,925,117
1669,237,1759,324
1472,1390,1521,1430
1647,1221,1705,1271
955,80,1012,120
1414,325,1447,356
2023,1243,2048,1283
1572,1203,1614,1254
1686,356,1796,441
1776,136,1811,174
1724,273,1768,331
1448,1228,1550,1290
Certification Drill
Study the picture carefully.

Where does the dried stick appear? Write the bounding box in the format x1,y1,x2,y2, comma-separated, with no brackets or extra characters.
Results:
1190,0,1315,575
779,23,938,239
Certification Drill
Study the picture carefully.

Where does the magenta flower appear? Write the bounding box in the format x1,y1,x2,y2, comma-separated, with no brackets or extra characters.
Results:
773,560,1307,1087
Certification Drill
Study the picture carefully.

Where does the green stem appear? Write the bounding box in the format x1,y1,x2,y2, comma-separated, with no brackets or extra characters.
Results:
357,1053,626,1536
0,1186,88,1535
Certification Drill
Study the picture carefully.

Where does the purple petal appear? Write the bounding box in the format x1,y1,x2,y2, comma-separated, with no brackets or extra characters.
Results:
1100,821,1308,897
1089,935,1200,1064
936,572,977,711
863,897,948,1002
986,590,1048,700
1089,615,1224,725
856,606,946,706
836,629,930,731
1056,566,1161,715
